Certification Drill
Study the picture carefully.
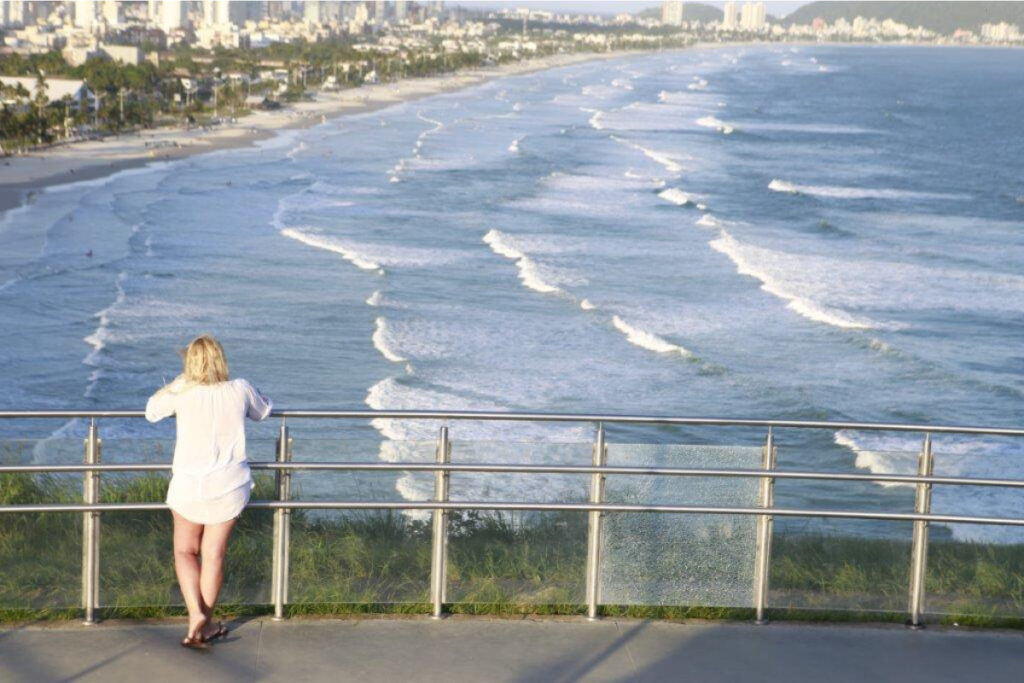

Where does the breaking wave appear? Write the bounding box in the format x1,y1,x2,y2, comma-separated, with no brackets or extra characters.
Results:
612,315,691,357
695,116,735,134
708,230,879,330
769,179,970,201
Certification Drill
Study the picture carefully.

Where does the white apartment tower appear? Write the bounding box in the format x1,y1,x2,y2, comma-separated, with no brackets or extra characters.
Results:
203,0,231,26
661,1,684,27
740,1,766,31
304,0,322,23
722,1,738,30
395,0,408,22
74,0,96,30
160,0,185,31
101,0,121,26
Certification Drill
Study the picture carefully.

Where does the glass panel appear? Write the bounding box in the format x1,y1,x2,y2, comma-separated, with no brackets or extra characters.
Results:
600,444,762,607
286,439,433,606
0,440,83,612
924,437,1024,620
769,519,913,614
445,441,590,607
98,439,274,610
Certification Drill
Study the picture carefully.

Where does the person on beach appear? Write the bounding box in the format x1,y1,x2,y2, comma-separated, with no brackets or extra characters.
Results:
145,335,272,648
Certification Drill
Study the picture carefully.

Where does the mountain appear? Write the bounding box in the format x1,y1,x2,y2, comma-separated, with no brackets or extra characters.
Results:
638,3,723,24
783,2,1024,34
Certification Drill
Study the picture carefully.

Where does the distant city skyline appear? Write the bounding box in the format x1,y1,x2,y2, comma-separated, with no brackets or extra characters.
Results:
453,1,812,18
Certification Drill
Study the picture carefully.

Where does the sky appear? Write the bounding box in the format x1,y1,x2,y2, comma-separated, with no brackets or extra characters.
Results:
452,1,812,19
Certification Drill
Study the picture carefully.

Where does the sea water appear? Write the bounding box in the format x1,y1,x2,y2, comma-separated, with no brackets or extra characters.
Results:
1,46,1021,541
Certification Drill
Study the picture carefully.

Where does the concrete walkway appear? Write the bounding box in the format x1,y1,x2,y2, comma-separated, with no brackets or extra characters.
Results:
2,616,1022,682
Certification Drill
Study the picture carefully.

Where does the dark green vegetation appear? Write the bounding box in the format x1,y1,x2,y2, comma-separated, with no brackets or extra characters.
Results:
783,2,1024,34
1,472,1022,627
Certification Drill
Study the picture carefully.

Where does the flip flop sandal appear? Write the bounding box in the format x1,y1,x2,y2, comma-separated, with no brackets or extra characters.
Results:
181,635,210,650
206,623,230,642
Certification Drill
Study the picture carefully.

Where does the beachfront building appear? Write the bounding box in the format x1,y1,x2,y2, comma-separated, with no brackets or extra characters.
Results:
661,1,684,27
981,22,1022,43
722,1,739,31
740,2,766,32
0,76,95,111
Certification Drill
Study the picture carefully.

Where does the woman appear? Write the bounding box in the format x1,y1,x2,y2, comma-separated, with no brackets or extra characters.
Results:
146,335,272,648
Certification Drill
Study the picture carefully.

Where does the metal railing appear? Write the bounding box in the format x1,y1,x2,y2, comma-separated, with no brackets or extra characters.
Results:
1,409,1022,628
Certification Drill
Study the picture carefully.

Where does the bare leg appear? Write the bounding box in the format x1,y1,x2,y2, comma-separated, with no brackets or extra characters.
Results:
198,517,237,638
172,512,208,640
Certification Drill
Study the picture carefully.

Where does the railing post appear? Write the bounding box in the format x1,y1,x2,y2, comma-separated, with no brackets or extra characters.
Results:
585,423,606,621
908,433,933,630
430,426,450,619
82,418,101,625
272,418,291,621
753,427,776,625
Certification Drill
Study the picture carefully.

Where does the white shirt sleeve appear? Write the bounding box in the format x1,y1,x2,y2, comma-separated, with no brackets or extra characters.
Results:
239,379,273,421
145,377,185,422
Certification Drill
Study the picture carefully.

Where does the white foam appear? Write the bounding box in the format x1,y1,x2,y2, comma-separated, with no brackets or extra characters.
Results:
280,228,381,270
372,317,407,362
588,110,604,130
508,136,523,153
687,77,709,91
612,315,691,357
610,136,684,174
366,376,591,512
657,188,694,206
366,290,384,306
695,214,737,229
709,230,879,330
768,179,969,201
611,78,633,90
580,299,597,311
695,116,735,135
483,229,567,295
285,140,308,160
746,122,878,135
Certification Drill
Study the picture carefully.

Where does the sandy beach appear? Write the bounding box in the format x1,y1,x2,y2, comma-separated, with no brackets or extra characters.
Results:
0,50,648,214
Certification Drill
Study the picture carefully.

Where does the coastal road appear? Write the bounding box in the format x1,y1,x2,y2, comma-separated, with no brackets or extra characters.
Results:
1,616,1022,682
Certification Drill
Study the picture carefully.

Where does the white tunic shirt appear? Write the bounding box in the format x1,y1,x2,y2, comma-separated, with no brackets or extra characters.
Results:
145,378,272,502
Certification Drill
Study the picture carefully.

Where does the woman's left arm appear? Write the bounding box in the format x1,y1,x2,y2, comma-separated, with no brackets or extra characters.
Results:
145,376,183,422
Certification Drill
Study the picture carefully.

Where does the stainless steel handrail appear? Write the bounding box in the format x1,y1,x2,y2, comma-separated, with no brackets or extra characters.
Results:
0,409,1021,436
1,500,1024,528
1,409,1021,628
2,461,1024,489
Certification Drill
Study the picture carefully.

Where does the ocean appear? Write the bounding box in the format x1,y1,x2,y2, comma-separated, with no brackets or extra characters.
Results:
1,45,1021,542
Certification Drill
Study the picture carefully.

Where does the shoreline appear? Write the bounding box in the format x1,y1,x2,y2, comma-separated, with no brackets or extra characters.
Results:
0,49,654,215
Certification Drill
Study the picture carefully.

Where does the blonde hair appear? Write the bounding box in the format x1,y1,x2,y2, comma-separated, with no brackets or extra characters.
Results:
181,335,229,385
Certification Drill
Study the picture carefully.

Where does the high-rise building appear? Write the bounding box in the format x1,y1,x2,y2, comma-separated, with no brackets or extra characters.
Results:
722,1,738,30
101,0,120,26
395,0,408,22
374,0,387,22
202,0,231,26
160,0,185,31
304,0,321,22
74,0,96,30
661,1,684,27
740,1,765,31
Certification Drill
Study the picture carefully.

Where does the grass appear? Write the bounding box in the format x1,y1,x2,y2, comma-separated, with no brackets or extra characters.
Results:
2,472,1024,627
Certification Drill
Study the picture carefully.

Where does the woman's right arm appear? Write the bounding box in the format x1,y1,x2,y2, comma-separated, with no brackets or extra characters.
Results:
240,379,273,421
145,375,185,422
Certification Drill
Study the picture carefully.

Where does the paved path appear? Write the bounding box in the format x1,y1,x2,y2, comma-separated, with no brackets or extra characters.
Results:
2,616,1022,682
